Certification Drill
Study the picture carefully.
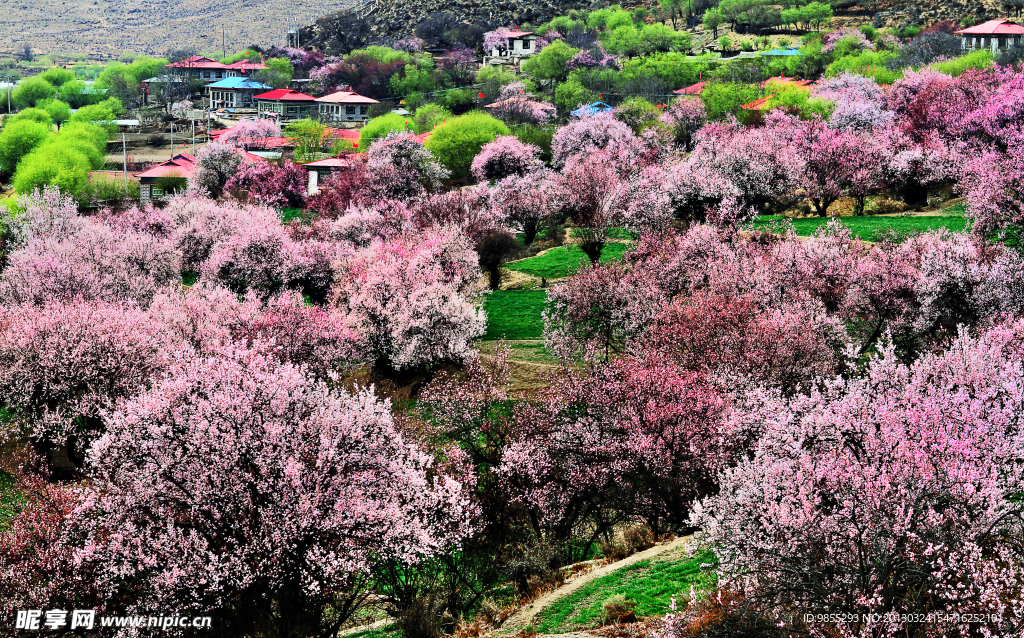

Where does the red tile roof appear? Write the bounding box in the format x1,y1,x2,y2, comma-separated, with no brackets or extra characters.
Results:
506,30,534,37
225,60,268,71
134,153,197,179
761,76,812,88
254,89,317,101
956,19,1024,35
674,81,705,95
166,56,228,70
740,95,775,111
317,90,379,105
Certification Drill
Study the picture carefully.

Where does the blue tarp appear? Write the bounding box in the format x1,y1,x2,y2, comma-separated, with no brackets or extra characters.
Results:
759,47,804,56
571,101,614,117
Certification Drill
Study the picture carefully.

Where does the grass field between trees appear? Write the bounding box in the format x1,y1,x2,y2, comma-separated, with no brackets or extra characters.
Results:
533,549,717,634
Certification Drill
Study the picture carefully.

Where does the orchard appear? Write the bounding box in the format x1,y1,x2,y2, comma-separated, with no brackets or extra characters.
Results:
4,26,1024,638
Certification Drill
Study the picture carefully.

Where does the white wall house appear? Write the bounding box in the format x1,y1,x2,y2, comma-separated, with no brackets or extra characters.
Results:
955,19,1024,53
486,30,539,63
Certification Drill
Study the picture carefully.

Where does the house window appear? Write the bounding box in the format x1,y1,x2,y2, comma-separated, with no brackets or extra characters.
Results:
523,39,531,49
346,106,356,115
203,71,211,78
359,106,368,115
152,185,164,196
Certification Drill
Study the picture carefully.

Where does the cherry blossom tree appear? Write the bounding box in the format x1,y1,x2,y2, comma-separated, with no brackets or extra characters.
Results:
331,229,485,372
77,349,476,638
692,325,1024,638
0,299,174,463
364,132,449,200
191,140,243,198
550,112,637,169
225,159,307,208
220,118,282,150
470,135,543,183
489,169,553,245
659,97,707,151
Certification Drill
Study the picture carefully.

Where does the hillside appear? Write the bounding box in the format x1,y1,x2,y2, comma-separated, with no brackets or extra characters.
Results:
300,0,603,55
0,0,356,58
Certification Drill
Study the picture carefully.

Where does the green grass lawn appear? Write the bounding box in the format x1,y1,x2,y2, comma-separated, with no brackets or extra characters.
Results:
507,242,630,279
483,290,547,341
748,214,968,241
0,470,21,532
345,625,399,638
534,550,717,634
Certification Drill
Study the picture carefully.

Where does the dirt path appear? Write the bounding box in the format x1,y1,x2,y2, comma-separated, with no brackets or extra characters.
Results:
498,535,696,635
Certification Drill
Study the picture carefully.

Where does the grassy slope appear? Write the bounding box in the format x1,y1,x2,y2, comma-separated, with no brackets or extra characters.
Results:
0,470,21,532
534,550,717,634
483,290,547,341
507,242,629,279
749,215,968,240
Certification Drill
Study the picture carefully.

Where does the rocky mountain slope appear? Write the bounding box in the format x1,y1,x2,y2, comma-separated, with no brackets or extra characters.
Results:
0,0,355,58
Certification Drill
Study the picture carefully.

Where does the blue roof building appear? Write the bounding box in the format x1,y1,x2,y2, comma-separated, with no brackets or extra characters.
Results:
570,101,614,117
206,76,273,110
759,47,805,56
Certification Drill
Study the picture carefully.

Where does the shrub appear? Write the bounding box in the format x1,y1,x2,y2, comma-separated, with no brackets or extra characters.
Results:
412,103,452,134
359,113,414,151
424,111,510,180
0,120,50,175
601,595,636,625
613,96,660,134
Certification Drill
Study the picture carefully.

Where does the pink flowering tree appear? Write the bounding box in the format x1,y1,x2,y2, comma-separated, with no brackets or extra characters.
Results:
483,28,512,53
220,118,282,150
203,223,292,299
470,135,543,183
225,159,307,208
659,97,707,151
331,229,485,372
1,222,181,308
545,151,624,262
543,261,663,361
565,44,620,72
0,300,174,466
551,112,638,169
76,350,476,638
191,140,243,198
814,72,894,132
365,132,449,200
489,168,553,245
166,195,281,273
691,326,1024,638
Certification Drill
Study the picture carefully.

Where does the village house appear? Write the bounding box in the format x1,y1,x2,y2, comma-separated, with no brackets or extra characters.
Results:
316,89,379,122
225,60,268,77
254,88,317,121
206,76,272,110
956,19,1024,53
165,56,230,82
302,155,362,194
485,29,539,62
135,153,197,203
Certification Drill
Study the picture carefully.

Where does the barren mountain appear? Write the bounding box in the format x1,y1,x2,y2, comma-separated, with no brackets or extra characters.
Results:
0,0,356,58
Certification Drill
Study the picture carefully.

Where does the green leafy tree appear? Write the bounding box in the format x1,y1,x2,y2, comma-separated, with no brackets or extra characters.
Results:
700,81,760,120
68,102,119,137
359,113,414,151
37,99,72,126
285,118,330,161
254,58,295,89
0,120,50,175
8,108,53,126
639,23,691,54
12,77,56,109
424,111,510,179
704,8,725,37
12,143,90,196
521,40,579,81
802,1,833,31
659,0,687,29
603,25,643,57
37,67,75,87
412,103,452,134
620,52,717,89
613,97,661,133
554,77,597,113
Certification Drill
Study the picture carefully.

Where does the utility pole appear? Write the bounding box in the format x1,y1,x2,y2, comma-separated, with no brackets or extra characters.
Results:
122,133,127,183
223,26,226,59
170,123,174,158
192,116,196,155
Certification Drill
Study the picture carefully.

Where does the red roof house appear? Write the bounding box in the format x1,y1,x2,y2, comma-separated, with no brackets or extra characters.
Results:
134,153,197,202
485,28,539,59
674,81,706,95
165,56,229,81
316,90,380,122
254,89,318,120
225,60,268,76
955,19,1024,52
